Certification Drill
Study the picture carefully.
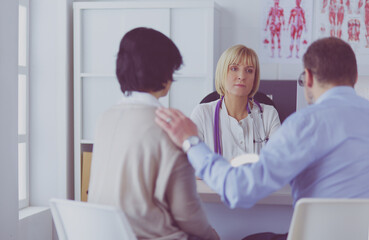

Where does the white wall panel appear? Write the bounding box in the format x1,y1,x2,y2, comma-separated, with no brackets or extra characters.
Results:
170,77,210,116
171,8,208,76
81,9,170,74
0,1,19,239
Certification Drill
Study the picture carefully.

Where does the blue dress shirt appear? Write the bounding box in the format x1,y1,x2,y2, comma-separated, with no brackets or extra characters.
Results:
188,86,369,208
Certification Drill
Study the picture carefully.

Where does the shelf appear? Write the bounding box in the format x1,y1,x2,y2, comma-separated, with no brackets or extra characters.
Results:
73,0,219,200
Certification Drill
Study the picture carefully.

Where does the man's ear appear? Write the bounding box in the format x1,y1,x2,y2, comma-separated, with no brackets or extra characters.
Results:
305,69,314,88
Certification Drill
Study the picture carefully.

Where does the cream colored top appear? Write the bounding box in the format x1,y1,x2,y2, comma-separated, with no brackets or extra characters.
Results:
191,98,281,160
88,92,218,240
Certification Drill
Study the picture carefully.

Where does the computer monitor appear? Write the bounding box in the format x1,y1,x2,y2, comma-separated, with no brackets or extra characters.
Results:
259,80,297,123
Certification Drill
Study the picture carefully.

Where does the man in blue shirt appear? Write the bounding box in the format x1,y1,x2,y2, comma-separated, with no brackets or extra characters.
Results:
155,37,369,239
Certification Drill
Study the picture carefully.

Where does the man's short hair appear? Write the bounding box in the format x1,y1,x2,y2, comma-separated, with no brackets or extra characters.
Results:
215,44,260,97
116,27,183,95
303,37,357,86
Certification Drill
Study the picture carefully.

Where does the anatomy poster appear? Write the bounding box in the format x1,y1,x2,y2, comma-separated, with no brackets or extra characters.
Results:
260,0,314,63
315,0,369,64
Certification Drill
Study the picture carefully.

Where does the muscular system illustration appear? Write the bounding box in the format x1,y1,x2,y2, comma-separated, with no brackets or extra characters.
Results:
358,0,369,47
322,0,346,38
287,0,307,58
265,0,285,58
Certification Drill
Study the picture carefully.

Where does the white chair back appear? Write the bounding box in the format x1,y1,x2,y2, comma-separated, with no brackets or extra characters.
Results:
49,198,137,240
287,198,369,240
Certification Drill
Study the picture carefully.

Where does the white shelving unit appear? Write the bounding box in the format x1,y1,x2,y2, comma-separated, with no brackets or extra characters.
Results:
73,1,220,200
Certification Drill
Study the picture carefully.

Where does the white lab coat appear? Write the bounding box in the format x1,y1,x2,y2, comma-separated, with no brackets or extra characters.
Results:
190,98,281,160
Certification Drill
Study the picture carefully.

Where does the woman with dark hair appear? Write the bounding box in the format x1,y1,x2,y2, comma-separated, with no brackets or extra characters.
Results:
88,27,219,240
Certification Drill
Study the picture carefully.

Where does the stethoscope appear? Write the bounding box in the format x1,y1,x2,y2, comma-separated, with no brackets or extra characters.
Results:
214,96,268,155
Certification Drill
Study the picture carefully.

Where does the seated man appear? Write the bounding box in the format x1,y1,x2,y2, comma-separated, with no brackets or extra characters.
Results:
155,37,369,240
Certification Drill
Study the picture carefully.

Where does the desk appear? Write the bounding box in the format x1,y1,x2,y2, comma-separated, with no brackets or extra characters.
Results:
197,179,293,205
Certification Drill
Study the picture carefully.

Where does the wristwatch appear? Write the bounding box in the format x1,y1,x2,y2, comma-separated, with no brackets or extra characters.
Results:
182,136,201,153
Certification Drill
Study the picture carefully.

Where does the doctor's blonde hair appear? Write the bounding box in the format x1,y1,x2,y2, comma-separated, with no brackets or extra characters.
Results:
215,44,260,98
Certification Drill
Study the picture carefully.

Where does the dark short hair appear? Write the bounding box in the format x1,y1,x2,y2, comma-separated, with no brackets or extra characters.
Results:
116,27,183,94
303,37,357,86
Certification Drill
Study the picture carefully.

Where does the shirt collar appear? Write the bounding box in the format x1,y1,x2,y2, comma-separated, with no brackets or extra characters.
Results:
119,91,162,107
220,97,256,121
315,86,356,104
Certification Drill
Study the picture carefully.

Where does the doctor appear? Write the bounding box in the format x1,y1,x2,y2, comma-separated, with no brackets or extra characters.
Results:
155,37,369,240
191,44,280,160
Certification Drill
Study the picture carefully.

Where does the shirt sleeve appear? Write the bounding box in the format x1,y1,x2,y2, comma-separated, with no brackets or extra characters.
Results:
187,113,318,209
165,151,219,240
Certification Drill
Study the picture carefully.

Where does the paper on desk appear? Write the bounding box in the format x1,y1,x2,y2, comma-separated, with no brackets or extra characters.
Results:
230,154,259,167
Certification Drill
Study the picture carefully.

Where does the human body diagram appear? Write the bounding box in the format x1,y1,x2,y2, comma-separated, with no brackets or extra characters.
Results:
357,0,369,47
319,0,369,49
262,0,312,61
265,0,286,58
322,0,349,38
287,0,307,58
347,18,360,42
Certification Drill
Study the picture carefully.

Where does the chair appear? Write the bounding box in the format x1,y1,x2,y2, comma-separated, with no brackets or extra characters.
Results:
200,91,276,108
49,198,137,240
287,198,369,240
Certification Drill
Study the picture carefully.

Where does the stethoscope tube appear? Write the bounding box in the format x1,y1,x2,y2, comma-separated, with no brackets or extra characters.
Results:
214,96,264,155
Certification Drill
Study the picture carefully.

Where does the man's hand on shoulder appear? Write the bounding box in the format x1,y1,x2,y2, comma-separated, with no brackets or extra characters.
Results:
155,107,198,149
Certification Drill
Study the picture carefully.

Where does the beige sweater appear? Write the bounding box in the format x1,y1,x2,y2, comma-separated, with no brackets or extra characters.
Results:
88,103,218,240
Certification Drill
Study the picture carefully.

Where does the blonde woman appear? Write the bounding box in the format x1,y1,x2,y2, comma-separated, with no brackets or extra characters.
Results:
191,45,281,160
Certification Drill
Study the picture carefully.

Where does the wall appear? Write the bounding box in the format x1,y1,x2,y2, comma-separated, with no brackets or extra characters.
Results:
0,1,19,240
18,0,74,239
355,76,369,101
30,0,73,207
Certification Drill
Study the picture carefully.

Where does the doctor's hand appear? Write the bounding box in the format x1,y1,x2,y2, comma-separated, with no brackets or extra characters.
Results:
155,107,198,149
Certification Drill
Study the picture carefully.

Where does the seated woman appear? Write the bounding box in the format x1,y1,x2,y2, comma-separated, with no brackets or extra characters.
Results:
191,45,281,160
88,27,219,240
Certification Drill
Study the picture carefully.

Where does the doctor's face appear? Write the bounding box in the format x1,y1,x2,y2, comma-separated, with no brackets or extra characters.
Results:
225,63,255,98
